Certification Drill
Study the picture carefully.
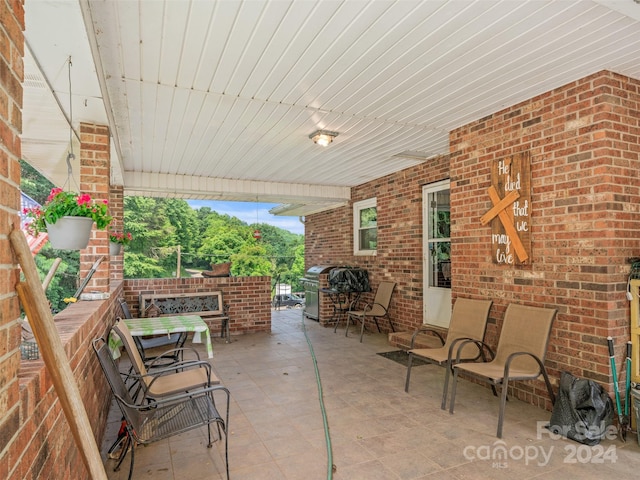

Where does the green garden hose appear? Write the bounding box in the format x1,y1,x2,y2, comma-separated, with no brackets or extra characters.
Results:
301,311,334,479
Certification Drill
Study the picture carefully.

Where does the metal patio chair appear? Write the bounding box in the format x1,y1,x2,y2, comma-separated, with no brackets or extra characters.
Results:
404,298,493,410
112,319,219,402
346,281,396,342
119,298,188,366
448,303,557,438
93,337,229,480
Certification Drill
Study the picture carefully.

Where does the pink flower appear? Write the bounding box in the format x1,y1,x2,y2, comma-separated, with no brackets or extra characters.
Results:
47,187,63,202
77,194,92,206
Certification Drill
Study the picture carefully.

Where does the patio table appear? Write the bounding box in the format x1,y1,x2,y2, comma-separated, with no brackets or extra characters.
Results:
320,287,366,332
109,315,213,359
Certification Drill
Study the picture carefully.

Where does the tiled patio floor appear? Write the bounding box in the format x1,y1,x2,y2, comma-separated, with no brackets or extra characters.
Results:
101,308,640,479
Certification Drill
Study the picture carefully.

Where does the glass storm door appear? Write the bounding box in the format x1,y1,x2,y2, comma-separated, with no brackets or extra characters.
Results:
423,180,451,327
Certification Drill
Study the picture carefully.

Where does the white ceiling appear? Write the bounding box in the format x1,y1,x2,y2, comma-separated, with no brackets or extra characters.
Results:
21,0,640,216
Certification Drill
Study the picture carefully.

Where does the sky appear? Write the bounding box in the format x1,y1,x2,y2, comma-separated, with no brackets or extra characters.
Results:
186,200,305,235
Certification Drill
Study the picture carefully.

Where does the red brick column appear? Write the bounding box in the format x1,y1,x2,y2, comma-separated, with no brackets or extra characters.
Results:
109,184,124,281
0,0,25,477
79,123,111,293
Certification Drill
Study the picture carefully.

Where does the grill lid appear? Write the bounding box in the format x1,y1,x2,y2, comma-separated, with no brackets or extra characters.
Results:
328,267,370,292
305,265,337,279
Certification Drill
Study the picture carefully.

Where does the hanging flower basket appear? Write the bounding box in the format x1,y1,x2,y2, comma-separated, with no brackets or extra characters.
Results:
108,231,132,256
109,241,123,256
23,188,112,251
45,216,94,250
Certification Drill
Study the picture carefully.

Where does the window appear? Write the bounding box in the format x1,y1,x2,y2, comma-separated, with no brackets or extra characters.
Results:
426,185,450,288
353,198,377,255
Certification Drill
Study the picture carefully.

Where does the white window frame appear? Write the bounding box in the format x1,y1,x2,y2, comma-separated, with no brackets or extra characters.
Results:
353,197,377,256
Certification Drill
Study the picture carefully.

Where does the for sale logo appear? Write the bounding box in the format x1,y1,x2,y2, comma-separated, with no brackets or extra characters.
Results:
461,421,618,468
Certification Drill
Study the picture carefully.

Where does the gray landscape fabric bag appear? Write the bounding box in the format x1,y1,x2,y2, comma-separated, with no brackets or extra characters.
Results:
547,371,614,445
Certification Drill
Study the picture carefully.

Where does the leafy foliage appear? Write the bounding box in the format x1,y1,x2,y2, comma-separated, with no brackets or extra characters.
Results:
21,160,305,310
122,196,304,289
34,246,80,313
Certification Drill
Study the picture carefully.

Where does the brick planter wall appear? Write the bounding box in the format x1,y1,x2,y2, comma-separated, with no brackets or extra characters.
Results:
5,289,120,479
123,276,272,336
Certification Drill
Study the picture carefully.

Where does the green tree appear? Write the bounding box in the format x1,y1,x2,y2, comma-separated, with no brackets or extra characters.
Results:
286,244,305,292
163,199,199,257
198,228,249,266
123,251,166,278
230,243,273,277
20,159,55,203
34,246,80,312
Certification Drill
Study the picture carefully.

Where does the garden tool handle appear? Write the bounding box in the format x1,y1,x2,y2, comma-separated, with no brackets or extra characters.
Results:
608,337,614,357
625,342,632,416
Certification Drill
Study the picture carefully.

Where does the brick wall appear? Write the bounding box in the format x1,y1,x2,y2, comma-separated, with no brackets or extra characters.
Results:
449,70,640,406
80,123,111,292
306,154,450,332
124,276,272,335
11,293,119,479
109,185,124,281
0,0,26,477
305,70,640,409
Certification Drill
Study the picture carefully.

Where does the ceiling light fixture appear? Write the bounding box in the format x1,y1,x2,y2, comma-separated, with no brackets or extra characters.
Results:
309,130,338,147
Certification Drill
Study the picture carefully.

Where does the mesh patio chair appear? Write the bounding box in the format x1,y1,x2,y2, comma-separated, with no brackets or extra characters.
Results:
346,281,396,342
119,298,187,366
448,303,557,438
404,298,493,409
112,318,220,402
93,337,229,480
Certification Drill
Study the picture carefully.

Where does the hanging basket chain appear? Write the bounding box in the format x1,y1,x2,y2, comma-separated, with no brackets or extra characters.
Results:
63,55,80,193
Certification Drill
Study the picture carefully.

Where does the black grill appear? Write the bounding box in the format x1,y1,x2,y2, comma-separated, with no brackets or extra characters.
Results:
328,267,370,293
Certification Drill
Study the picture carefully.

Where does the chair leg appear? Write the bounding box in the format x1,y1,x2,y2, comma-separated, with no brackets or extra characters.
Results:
448,367,460,413
373,317,381,332
441,360,452,410
223,420,229,480
359,316,366,342
111,434,130,473
206,417,212,448
345,314,351,337
404,353,414,392
497,379,509,438
541,368,556,405
125,435,135,480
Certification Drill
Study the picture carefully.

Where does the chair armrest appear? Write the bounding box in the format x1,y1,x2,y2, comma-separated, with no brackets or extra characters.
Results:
452,339,495,364
503,351,545,376
147,358,211,376
146,347,201,368
503,352,556,404
115,383,230,411
361,301,387,314
445,337,492,363
410,327,445,349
